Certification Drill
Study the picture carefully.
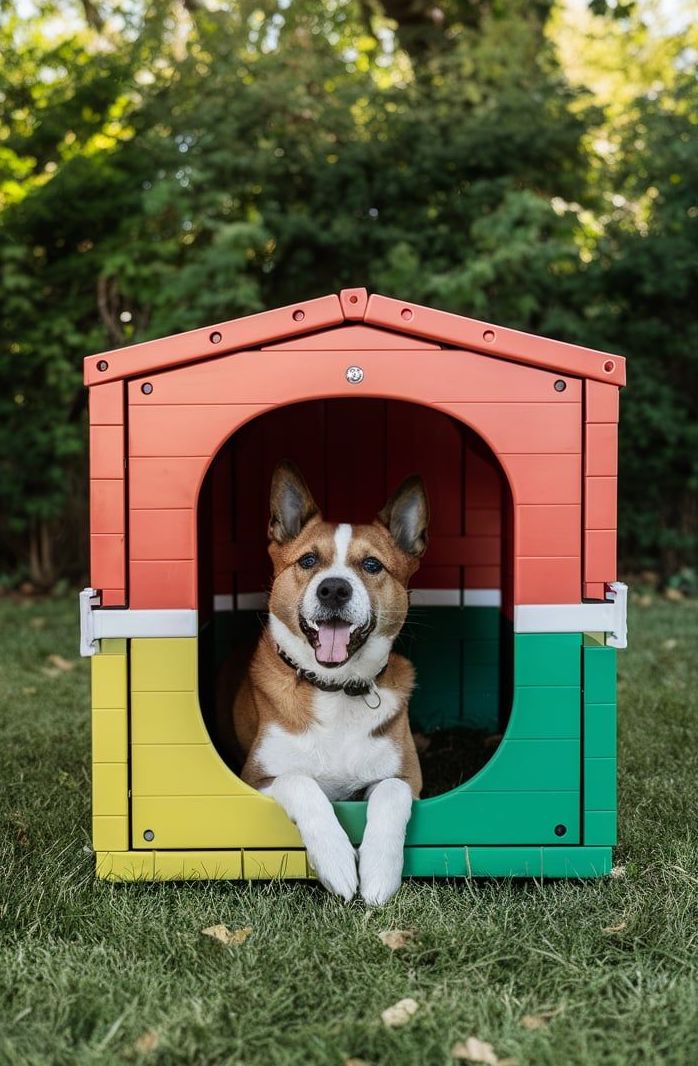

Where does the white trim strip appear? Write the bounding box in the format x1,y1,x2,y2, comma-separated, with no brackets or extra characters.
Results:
79,589,198,656
514,583,627,648
464,588,502,607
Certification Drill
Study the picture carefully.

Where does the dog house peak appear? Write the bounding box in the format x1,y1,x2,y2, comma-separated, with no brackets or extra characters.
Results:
82,288,628,884
84,288,626,387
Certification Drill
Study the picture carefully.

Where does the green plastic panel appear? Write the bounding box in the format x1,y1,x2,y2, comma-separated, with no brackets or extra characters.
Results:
506,687,580,739
584,645,617,704
584,704,616,758
515,633,582,687
584,758,617,810
402,846,612,879
584,811,617,845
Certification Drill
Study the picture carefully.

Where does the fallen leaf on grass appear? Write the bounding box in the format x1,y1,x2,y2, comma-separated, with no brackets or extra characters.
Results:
30,617,46,629
377,929,417,951
381,997,419,1027
22,687,37,696
451,1037,509,1064
520,1006,563,1030
610,864,626,879
48,654,75,671
133,1030,160,1054
662,638,678,651
201,924,252,946
602,920,628,934
665,588,683,602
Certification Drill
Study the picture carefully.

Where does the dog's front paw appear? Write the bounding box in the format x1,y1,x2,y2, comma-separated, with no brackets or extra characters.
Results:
307,829,358,902
358,842,403,906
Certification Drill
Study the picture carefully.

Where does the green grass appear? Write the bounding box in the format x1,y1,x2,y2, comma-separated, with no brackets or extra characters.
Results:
1,596,697,1066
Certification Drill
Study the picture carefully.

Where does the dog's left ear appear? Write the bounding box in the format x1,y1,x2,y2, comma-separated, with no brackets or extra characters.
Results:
268,460,320,544
377,475,429,557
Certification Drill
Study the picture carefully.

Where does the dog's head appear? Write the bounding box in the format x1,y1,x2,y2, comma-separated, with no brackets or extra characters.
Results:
266,461,429,683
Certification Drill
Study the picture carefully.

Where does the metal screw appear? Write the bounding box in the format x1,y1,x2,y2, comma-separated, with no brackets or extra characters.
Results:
209,331,222,344
346,366,364,384
292,309,305,322
143,829,155,841
554,823,567,837
141,382,153,395
97,360,109,372
554,379,567,392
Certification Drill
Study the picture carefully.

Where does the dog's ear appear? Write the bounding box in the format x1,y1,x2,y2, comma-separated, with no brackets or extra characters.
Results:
377,475,429,557
269,461,320,544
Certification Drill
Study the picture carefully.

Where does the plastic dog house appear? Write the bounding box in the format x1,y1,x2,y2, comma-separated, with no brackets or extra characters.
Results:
80,288,627,882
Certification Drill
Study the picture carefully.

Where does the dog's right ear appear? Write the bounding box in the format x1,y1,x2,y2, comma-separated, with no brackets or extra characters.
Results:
268,461,320,544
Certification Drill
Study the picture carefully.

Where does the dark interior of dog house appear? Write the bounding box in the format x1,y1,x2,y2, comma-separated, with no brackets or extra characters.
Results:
196,398,513,797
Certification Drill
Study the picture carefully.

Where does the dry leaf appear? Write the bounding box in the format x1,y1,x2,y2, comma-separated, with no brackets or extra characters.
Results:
48,654,75,672
521,1015,546,1031
381,997,419,1028
377,929,417,951
133,1030,160,1054
635,594,653,608
662,639,678,651
201,924,252,946
450,1037,500,1064
665,588,683,602
602,920,628,934
30,617,46,629
610,864,626,879
22,687,37,696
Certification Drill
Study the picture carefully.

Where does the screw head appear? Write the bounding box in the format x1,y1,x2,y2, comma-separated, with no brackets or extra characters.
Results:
292,309,305,322
141,382,153,395
554,823,567,837
143,829,155,842
603,360,615,374
97,360,109,372
554,379,567,392
345,366,364,384
209,331,222,344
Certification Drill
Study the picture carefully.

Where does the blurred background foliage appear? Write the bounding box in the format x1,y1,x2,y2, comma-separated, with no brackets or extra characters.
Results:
0,0,696,587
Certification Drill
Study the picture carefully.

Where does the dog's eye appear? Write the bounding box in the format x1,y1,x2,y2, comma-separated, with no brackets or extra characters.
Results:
298,553,318,570
361,556,383,574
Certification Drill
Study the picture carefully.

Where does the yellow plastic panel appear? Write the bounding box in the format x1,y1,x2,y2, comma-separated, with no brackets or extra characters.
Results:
131,638,197,692
91,653,127,708
92,707,128,763
96,851,155,881
243,850,309,879
92,762,128,817
92,815,128,852
132,744,253,797
132,796,302,850
131,691,210,744
153,850,243,880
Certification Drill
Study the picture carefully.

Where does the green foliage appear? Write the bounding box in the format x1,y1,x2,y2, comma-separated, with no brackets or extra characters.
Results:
0,0,695,581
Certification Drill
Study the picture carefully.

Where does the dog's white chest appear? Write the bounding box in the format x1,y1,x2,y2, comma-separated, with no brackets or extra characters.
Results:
255,687,402,800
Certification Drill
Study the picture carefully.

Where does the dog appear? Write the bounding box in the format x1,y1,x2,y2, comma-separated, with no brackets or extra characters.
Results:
224,461,428,904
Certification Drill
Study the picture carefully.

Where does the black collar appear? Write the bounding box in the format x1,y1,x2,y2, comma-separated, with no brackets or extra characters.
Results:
276,644,387,697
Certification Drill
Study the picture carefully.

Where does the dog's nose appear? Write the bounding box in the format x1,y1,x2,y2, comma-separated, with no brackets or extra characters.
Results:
316,577,353,610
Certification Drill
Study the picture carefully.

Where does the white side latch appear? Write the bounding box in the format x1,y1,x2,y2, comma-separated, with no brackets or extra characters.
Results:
605,581,628,649
79,586,101,657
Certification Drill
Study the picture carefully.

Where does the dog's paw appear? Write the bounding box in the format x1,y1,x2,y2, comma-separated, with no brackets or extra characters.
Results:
358,842,403,906
307,830,358,902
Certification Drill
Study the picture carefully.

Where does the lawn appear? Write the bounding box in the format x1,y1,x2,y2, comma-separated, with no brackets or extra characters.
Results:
1,595,697,1066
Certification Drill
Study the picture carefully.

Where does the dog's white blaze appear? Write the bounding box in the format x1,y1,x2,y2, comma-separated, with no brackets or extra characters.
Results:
333,523,352,565
256,685,402,801
300,523,371,631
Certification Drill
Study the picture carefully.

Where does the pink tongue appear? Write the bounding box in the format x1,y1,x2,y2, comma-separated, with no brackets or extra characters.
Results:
316,622,352,664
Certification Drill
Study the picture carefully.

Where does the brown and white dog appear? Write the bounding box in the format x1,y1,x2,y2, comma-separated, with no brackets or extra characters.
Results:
225,461,428,905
